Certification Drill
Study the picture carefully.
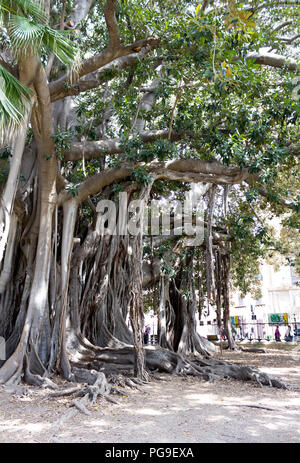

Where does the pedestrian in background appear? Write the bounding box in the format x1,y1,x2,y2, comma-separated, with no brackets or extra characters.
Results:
144,325,150,345
275,325,281,342
285,325,293,342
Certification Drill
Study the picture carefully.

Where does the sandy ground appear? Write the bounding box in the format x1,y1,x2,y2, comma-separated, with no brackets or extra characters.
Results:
0,347,299,443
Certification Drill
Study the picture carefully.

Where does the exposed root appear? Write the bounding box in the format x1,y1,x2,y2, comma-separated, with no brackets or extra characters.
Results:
124,378,145,392
71,394,91,415
66,343,295,391
50,407,78,434
2,384,28,396
221,404,276,411
48,385,83,398
240,347,267,354
110,385,129,396
130,377,147,386
48,362,152,421
149,373,172,382
24,356,58,390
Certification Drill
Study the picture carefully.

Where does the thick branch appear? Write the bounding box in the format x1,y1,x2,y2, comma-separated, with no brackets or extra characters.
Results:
246,53,298,71
50,49,157,102
105,0,121,50
49,37,160,102
64,129,184,161
272,21,293,33
58,158,252,205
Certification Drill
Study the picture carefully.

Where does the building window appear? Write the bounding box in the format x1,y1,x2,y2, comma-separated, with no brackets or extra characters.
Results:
238,296,243,306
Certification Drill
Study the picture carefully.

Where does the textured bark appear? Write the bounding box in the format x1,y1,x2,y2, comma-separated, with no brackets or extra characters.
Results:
221,251,237,350
215,249,223,345
205,184,217,312
158,251,217,358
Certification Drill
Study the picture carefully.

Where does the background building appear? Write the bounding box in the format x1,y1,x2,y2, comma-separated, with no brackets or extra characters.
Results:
198,262,300,340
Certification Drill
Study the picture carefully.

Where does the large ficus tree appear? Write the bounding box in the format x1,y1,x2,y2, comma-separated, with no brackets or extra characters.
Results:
0,0,298,390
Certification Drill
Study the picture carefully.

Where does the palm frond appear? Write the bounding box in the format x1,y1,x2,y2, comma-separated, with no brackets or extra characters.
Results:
0,0,47,23
8,15,79,67
0,63,32,143
8,15,44,56
43,27,79,68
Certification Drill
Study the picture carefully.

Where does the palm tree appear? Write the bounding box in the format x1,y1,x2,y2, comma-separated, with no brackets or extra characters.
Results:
0,0,78,143
0,0,78,266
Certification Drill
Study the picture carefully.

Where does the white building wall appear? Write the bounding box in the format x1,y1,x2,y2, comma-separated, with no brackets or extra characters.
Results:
198,261,300,339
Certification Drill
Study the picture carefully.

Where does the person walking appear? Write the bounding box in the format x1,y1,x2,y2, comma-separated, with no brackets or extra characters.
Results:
285,325,293,342
221,327,226,340
144,325,150,345
275,325,281,342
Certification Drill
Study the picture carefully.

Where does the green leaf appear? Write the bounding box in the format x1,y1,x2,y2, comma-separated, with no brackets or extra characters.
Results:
0,0,47,24
0,63,32,139
7,15,79,67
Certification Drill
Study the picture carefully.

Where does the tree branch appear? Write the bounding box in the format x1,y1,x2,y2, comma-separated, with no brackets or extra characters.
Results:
64,129,185,161
49,36,160,102
50,48,159,102
277,34,300,44
246,53,298,71
105,0,121,50
245,179,296,210
58,158,252,205
272,20,293,33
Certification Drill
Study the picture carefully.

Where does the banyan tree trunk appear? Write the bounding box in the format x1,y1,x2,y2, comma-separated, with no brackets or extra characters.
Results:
65,184,151,379
159,251,217,357
0,61,60,385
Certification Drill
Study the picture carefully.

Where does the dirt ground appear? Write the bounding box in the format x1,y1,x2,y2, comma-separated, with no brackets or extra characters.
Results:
0,346,299,443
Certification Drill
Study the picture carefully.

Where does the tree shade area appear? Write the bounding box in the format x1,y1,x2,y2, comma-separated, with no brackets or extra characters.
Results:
0,0,299,411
